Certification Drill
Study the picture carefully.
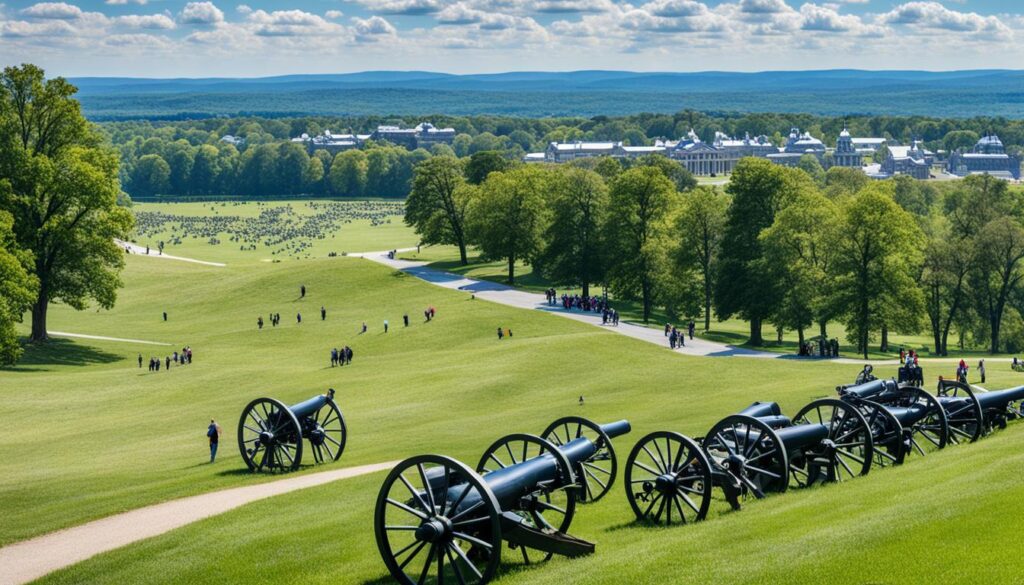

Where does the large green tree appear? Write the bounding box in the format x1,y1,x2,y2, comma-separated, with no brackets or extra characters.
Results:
464,150,512,185
0,64,133,342
715,158,792,345
536,167,608,297
405,156,472,265
604,166,678,323
829,184,924,359
672,186,729,331
329,150,367,197
467,166,551,284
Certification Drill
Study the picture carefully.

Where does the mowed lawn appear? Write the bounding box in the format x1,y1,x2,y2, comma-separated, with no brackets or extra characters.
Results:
1,248,940,546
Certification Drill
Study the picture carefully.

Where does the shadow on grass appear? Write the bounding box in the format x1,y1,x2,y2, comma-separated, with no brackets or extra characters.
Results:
360,558,528,585
1,338,123,372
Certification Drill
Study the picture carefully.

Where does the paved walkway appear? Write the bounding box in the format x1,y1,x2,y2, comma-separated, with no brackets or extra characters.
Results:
48,331,172,346
116,240,226,267
357,251,781,359
0,461,396,585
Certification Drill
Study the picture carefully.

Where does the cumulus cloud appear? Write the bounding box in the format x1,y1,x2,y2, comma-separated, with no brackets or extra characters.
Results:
352,0,444,15
178,1,224,25
246,9,344,36
880,2,1011,36
20,2,85,20
115,13,175,30
352,14,397,39
325,10,344,20
105,0,148,5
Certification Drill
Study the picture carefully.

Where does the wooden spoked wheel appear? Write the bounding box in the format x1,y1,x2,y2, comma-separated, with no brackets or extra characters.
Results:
375,455,502,585
703,415,788,510
624,431,712,526
542,416,617,503
791,399,873,487
237,397,302,472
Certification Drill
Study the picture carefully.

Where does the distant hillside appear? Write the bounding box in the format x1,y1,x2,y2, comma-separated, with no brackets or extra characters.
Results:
70,70,1024,120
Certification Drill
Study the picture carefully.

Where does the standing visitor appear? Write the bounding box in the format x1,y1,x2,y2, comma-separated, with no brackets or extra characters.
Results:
165,356,171,370
688,321,695,340
664,323,670,337
403,314,409,327
138,353,143,368
300,284,306,298
497,327,504,340
297,312,302,324
258,316,264,329
669,329,678,349
362,322,367,334
979,359,986,384
384,319,389,333
163,311,167,322
321,306,326,321
207,419,221,463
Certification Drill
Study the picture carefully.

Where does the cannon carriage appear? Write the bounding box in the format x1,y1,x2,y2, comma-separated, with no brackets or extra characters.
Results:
836,379,948,466
623,399,873,526
236,389,347,472
936,380,1024,437
374,418,630,585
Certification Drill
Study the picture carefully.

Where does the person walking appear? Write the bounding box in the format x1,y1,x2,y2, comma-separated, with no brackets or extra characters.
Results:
688,321,695,340
207,419,221,463
497,327,504,340
669,329,678,349
344,346,353,365
300,284,306,298
361,322,367,334
165,356,171,370
384,319,389,333
321,306,326,321
163,311,167,322
664,323,670,337
258,316,264,330
403,314,409,327
138,353,143,368
297,312,302,324
979,359,986,384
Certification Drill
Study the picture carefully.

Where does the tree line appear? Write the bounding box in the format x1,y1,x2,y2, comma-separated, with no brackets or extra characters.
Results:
407,153,1024,359
106,111,1024,200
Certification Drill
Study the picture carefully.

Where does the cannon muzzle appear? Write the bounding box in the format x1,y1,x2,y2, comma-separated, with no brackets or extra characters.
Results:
975,385,1024,411
599,420,631,440
839,379,898,400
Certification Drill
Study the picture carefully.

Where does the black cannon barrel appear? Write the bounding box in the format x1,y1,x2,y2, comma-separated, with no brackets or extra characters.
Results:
448,420,630,515
288,390,334,420
775,424,830,451
975,386,1024,411
885,404,932,427
839,379,898,400
738,402,783,419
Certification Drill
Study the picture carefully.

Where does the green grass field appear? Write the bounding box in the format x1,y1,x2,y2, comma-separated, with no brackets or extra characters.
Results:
4,199,1024,583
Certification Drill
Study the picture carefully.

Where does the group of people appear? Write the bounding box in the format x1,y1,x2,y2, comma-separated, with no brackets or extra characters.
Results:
558,292,608,314
497,327,513,340
330,346,354,367
956,358,986,384
258,313,283,329
140,347,193,372
665,322,695,349
898,348,924,385
799,338,841,358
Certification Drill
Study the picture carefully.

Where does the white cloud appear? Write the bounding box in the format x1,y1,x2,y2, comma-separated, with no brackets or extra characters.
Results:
247,9,344,36
880,2,1011,36
178,1,224,25
105,0,148,5
352,15,397,40
353,0,444,15
115,13,175,30
20,2,85,20
325,10,344,20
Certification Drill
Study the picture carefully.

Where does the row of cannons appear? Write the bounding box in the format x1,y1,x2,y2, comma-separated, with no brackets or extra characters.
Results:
371,380,1024,584
231,382,1023,584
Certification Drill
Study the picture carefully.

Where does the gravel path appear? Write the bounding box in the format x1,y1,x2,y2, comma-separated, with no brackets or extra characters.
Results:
48,331,172,346
116,239,226,267
0,461,396,585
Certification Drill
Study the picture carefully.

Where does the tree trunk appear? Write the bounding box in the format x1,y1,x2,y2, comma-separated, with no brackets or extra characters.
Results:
749,316,763,346
30,297,48,342
880,324,889,353
458,241,468,266
797,327,805,346
819,321,827,339
641,276,652,323
940,328,950,357
990,315,1001,355
703,272,712,331
507,254,515,285
582,282,590,298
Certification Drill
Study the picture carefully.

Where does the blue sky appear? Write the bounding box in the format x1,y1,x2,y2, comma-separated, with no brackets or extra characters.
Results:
1,1,1022,77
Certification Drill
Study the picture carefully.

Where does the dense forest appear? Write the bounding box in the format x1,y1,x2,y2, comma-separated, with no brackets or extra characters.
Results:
105,111,1024,200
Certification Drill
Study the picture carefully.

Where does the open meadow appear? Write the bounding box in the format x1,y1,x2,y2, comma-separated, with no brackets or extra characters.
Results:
4,200,1024,584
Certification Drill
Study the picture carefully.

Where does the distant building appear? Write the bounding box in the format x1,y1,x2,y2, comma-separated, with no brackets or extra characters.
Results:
291,122,455,154
768,128,826,167
880,141,932,180
948,134,1021,180
219,135,245,147
832,128,861,168
538,141,667,163
669,130,775,176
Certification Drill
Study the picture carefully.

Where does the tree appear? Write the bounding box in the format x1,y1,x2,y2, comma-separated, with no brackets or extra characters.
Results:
760,187,839,346
465,151,512,185
828,184,924,359
672,186,728,331
467,166,550,284
824,166,868,199
191,144,220,195
0,209,37,364
797,154,825,187
130,154,170,197
537,167,608,297
632,154,697,192
715,158,792,345
0,64,134,342
921,217,972,356
604,166,678,322
974,218,1024,354
406,157,472,265
329,150,367,197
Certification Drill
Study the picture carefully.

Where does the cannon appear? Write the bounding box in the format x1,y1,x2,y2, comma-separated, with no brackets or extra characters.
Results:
237,388,347,472
374,419,630,584
936,380,1024,438
836,379,948,466
624,399,873,526
540,416,618,503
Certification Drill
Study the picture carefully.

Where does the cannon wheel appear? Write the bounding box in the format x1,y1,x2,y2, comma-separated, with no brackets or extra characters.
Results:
541,416,617,503
936,381,983,443
237,397,302,472
792,399,873,487
856,401,906,467
703,415,788,510
624,431,712,526
476,433,576,565
375,455,502,585
885,387,950,458
308,396,347,463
